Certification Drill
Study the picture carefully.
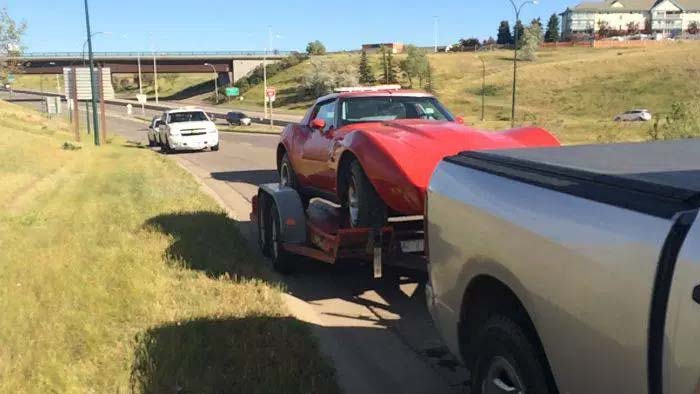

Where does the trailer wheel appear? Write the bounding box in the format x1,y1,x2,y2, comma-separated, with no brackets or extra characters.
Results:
269,202,295,275
257,195,272,257
347,160,387,228
470,316,550,394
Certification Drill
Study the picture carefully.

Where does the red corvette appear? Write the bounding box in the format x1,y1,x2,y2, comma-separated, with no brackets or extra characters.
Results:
276,88,560,227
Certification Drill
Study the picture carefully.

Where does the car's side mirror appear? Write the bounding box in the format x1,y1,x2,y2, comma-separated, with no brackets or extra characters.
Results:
311,118,326,130
455,116,465,125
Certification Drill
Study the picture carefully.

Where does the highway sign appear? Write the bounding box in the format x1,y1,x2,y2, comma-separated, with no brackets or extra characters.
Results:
62,67,115,100
225,87,240,97
136,94,147,104
266,87,276,97
7,74,15,83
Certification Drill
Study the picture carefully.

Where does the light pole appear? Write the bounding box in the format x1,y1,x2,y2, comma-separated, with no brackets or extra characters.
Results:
508,0,538,127
83,0,100,146
204,63,218,104
153,49,159,104
433,16,439,53
263,26,272,119
478,56,486,122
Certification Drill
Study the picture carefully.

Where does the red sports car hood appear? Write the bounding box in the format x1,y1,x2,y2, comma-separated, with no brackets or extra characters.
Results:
357,119,560,190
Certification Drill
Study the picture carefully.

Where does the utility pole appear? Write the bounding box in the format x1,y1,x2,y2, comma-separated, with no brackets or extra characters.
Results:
137,52,145,115
83,0,100,146
509,0,538,128
98,64,107,144
71,67,80,142
263,26,271,119
433,16,439,53
204,63,218,104
478,56,486,121
153,51,159,103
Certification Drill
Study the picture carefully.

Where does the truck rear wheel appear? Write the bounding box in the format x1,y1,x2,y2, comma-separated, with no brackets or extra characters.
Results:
471,316,551,394
347,160,387,228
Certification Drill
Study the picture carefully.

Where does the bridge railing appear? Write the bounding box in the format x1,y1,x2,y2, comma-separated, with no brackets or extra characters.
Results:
12,50,293,58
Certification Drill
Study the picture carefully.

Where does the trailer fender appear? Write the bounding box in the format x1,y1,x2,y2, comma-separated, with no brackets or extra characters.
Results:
258,183,307,245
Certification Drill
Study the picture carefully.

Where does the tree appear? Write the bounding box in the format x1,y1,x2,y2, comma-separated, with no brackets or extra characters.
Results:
301,58,358,97
483,36,497,46
597,21,611,38
386,50,399,84
379,46,389,83
522,22,543,61
0,8,26,82
306,40,326,55
399,45,429,88
497,21,512,45
513,20,525,47
453,38,481,51
688,21,699,35
544,13,560,42
358,50,375,85
627,22,640,35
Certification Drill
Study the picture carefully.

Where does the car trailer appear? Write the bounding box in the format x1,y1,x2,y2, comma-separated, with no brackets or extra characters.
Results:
252,184,426,278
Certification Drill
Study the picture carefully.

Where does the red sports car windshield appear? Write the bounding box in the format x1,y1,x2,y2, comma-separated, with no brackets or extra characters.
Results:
339,96,454,125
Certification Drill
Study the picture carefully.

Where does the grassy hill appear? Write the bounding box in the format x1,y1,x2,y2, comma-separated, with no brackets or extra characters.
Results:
227,42,700,144
0,99,338,393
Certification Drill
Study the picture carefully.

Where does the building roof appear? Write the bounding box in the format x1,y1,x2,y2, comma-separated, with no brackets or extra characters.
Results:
568,0,700,12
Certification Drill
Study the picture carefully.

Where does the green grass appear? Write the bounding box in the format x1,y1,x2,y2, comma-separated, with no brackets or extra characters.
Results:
0,100,338,394
220,124,283,134
12,73,214,100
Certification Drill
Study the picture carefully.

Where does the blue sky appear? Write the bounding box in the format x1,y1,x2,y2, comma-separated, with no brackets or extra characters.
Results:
3,0,574,52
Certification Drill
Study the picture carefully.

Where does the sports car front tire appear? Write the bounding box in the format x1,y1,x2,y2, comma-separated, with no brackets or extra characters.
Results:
347,160,387,228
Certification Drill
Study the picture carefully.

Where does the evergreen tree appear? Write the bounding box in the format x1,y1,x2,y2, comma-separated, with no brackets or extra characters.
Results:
497,21,512,45
386,50,399,84
379,46,389,84
513,20,525,47
544,13,560,42
358,50,375,85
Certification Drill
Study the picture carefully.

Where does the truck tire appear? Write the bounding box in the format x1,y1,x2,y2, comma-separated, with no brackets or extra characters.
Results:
471,316,551,394
269,202,295,275
211,143,220,152
347,160,387,228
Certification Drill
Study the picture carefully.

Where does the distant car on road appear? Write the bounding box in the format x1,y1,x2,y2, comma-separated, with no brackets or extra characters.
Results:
614,109,652,122
157,108,219,153
226,111,252,126
148,115,164,147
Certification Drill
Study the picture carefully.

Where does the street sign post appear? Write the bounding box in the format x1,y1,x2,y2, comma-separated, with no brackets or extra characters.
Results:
266,87,276,127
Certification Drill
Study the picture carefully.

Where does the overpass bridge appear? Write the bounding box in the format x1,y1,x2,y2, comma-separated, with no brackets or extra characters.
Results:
3,51,291,82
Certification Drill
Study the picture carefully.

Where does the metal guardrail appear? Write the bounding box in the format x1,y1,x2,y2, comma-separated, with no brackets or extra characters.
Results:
12,51,293,58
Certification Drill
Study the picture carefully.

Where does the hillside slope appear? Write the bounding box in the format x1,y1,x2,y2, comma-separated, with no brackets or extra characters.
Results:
232,43,700,144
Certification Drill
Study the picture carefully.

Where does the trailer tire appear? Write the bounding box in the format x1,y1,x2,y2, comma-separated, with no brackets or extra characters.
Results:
347,160,387,228
257,195,272,257
470,315,551,394
270,202,295,275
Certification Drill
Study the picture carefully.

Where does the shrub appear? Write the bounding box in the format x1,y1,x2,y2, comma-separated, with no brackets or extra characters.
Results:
648,101,700,140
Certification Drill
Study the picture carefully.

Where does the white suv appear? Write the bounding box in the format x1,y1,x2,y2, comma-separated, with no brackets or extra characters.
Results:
158,108,220,153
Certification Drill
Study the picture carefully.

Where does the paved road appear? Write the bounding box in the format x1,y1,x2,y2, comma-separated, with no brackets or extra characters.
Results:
4,91,470,394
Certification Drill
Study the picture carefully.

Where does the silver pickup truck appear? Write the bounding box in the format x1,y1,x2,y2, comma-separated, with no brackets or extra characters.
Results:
426,139,700,394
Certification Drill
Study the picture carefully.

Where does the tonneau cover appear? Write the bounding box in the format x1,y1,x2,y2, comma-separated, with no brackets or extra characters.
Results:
448,139,700,218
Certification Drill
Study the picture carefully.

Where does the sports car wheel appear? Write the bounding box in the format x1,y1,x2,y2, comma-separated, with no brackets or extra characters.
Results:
279,154,299,189
347,160,387,228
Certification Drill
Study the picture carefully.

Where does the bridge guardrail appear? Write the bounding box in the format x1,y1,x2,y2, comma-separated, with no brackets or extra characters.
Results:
9,51,293,58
